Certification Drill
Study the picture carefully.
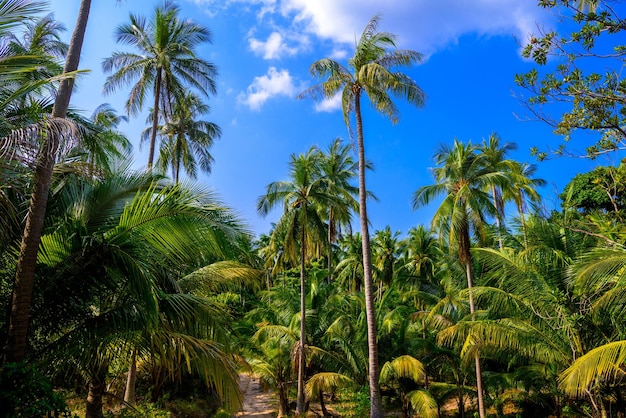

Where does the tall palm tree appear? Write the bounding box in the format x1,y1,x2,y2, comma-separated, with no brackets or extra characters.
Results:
335,233,365,293
372,226,401,300
102,0,217,168
478,133,517,249
6,12,67,58
507,162,545,245
63,103,132,173
5,12,67,99
412,139,503,418
6,0,91,364
299,15,425,416
460,218,597,416
318,138,359,282
396,225,440,291
257,147,342,413
156,91,221,182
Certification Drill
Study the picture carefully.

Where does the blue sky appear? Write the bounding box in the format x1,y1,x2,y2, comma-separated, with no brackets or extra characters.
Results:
45,0,614,237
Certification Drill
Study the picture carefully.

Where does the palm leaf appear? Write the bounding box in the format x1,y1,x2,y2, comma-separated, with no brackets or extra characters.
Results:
305,372,355,399
559,340,626,397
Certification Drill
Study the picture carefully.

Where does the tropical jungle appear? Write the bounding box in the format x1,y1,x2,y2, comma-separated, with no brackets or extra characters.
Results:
1,0,626,417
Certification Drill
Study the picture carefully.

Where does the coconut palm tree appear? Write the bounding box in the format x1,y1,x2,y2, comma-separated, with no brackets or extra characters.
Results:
372,226,401,300
335,233,365,293
412,139,505,418
246,285,302,417
379,355,435,418
507,162,545,245
455,216,598,416
32,169,248,417
318,138,359,282
102,0,217,168
6,0,91,364
555,244,626,410
59,103,132,174
156,91,221,182
478,133,517,249
257,147,342,413
6,12,67,59
4,12,67,101
299,16,426,415
396,225,440,291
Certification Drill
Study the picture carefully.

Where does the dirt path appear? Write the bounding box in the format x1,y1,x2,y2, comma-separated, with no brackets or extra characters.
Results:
236,373,277,418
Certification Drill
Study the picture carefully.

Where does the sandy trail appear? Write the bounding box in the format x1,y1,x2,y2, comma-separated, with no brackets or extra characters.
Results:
236,373,276,418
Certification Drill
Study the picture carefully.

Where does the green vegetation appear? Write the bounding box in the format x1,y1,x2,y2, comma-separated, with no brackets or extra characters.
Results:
2,1,626,418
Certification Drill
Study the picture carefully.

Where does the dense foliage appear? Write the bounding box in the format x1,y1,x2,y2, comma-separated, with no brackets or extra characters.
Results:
2,1,626,418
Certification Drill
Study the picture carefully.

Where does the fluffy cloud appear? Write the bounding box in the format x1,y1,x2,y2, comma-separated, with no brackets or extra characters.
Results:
238,67,299,110
314,93,342,113
280,0,549,54
249,31,299,59
188,0,549,55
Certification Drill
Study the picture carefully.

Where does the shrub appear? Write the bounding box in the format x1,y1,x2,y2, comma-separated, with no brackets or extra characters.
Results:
0,362,72,418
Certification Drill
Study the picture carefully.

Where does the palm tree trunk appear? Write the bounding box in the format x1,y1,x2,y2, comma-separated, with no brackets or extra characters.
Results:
296,226,307,414
86,377,105,418
319,389,329,416
124,349,137,405
147,68,162,168
491,186,504,250
517,192,528,247
327,208,334,283
5,0,91,364
278,382,289,417
355,92,383,418
465,260,485,418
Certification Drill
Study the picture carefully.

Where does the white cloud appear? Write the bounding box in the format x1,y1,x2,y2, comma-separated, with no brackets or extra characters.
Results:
314,93,342,113
238,67,299,110
249,31,299,59
279,0,549,55
188,0,551,57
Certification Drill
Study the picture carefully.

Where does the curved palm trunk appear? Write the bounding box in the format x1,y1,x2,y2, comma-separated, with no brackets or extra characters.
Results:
327,208,334,283
517,191,529,247
355,93,383,418
147,68,162,168
491,186,504,250
296,226,307,414
461,224,485,418
5,0,92,364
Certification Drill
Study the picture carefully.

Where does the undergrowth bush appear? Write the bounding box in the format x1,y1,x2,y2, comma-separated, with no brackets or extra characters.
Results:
0,362,73,418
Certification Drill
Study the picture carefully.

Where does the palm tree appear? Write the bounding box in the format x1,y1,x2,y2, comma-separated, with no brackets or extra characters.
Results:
62,103,132,173
318,138,359,282
372,226,401,300
412,139,503,418
379,355,435,418
33,169,248,417
102,0,217,168
5,12,67,99
478,133,517,249
257,147,342,413
6,12,67,58
299,15,426,416
335,233,365,293
156,92,221,182
396,225,440,291
507,162,545,245
246,285,302,417
6,0,91,364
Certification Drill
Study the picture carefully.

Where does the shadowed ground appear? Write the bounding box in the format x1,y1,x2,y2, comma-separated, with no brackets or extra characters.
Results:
236,373,276,418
